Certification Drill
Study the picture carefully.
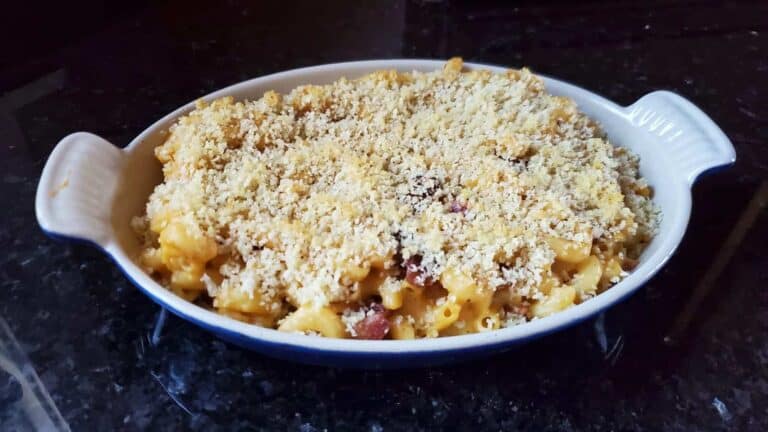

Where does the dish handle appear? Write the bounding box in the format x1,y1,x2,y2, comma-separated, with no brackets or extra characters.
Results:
35,132,126,248
625,91,736,186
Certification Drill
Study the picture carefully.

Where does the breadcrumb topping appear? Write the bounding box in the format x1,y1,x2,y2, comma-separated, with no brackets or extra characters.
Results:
133,58,659,335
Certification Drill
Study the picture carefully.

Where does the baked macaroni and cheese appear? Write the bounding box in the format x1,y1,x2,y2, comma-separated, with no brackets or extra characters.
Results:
132,58,659,339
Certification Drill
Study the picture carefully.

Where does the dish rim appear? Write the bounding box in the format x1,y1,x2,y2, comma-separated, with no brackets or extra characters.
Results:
36,59,736,357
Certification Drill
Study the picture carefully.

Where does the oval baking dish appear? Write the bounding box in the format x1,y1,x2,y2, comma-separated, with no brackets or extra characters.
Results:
35,60,735,368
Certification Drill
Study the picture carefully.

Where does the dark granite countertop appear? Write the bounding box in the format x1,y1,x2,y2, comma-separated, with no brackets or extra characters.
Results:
1,1,767,430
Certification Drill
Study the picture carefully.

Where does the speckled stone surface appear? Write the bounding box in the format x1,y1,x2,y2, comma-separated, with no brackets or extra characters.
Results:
1,1,767,430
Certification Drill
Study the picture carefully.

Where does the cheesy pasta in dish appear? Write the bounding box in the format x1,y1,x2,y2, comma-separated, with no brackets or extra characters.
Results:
132,58,659,339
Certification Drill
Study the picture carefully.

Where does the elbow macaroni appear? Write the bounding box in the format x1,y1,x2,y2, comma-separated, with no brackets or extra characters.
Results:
277,306,345,338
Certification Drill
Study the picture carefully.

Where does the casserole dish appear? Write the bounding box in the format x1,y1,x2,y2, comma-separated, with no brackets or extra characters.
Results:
35,60,735,367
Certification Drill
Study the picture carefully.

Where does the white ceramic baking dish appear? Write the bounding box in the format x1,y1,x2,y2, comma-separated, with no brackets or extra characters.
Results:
35,60,735,368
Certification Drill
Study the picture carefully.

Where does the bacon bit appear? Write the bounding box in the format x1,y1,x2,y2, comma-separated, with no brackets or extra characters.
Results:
404,255,435,288
622,257,639,270
353,304,390,340
449,200,467,214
